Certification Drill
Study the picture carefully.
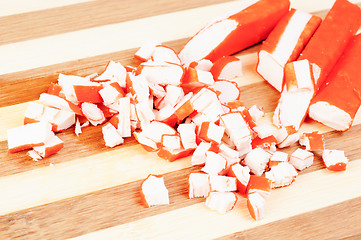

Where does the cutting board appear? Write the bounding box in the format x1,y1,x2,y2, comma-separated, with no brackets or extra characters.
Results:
1,0,361,239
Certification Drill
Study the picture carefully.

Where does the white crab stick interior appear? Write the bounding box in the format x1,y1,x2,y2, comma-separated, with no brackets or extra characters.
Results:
141,175,169,207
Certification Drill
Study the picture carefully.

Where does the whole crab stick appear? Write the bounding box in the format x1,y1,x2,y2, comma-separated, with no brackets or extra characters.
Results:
308,34,361,131
298,0,361,90
257,9,321,92
179,0,290,66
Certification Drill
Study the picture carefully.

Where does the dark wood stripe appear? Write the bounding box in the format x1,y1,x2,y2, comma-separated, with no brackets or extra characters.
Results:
0,166,201,240
0,124,360,239
0,0,234,46
218,196,361,240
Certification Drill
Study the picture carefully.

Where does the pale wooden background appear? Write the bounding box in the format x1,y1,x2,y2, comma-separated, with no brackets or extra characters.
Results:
1,0,361,239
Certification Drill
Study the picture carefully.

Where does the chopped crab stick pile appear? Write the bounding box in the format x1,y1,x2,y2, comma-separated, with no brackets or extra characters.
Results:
257,8,321,92
309,34,361,131
7,0,355,222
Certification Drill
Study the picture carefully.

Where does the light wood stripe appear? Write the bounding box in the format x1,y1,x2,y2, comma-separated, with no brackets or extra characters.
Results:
0,0,94,17
0,0,234,46
69,159,361,240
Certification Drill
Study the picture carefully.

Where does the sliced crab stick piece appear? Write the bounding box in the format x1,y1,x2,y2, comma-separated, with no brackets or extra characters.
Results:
136,61,184,86
227,163,250,195
7,121,53,153
205,191,237,214
134,39,161,62
102,122,124,148
81,102,106,126
94,61,127,88
47,82,63,96
219,112,252,156
247,175,271,199
244,148,271,176
209,175,237,192
155,85,184,109
298,0,361,90
209,80,241,105
251,135,277,153
134,101,155,129
210,56,243,81
58,73,103,103
126,74,150,103
322,149,349,171
248,105,265,122
265,162,298,188
191,88,224,123
157,134,193,161
308,34,361,131
33,133,64,158
133,131,158,152
99,82,125,107
198,121,225,145
218,143,240,169
174,92,194,122
299,131,324,151
188,172,211,198
178,0,290,65
275,126,299,148
24,102,45,124
139,121,176,148
39,93,82,115
27,150,42,161
273,59,315,130
189,59,213,72
290,148,314,171
191,142,212,166
201,151,227,175
151,45,181,65
181,67,215,91
177,123,197,150
257,9,321,91
108,97,131,137
247,192,266,221
140,174,169,208
268,151,288,168
253,124,274,139
154,105,178,127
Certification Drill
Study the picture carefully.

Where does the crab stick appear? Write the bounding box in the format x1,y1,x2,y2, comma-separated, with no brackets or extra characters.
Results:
33,133,64,158
209,80,241,105
126,74,150,103
155,85,184,110
268,151,288,168
157,134,194,161
81,102,106,126
39,93,82,116
209,175,237,192
151,45,181,65
218,144,240,169
247,192,266,220
189,59,213,72
140,174,169,207
322,149,349,171
134,40,161,62
247,175,271,199
179,0,290,66
99,82,125,107
94,61,127,88
191,142,212,166
210,56,243,81
275,126,299,148
257,9,321,92
136,61,184,86
227,163,250,195
138,121,176,149
273,59,315,130
102,122,124,148
265,162,298,188
244,148,271,176
188,173,211,198
299,131,324,151
201,151,227,175
181,67,215,91
298,0,361,90
290,148,314,171
308,34,361,131
7,121,54,153
177,123,197,150
205,192,237,214
198,121,225,145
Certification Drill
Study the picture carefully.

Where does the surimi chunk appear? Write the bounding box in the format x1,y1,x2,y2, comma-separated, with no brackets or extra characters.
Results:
178,0,290,65
134,40,162,62
102,122,124,148
322,149,349,171
210,56,243,81
191,142,212,166
290,148,314,171
33,133,64,158
273,59,315,130
247,192,266,221
99,82,125,107
227,163,250,195
7,121,54,153
81,102,106,126
265,162,298,188
244,148,271,176
177,123,197,150
189,59,213,71
39,93,82,115
257,9,321,91
209,80,241,104
188,173,211,198
298,0,361,90
209,175,237,192
157,134,193,162
308,34,361,131
181,67,215,91
205,192,237,214
198,121,225,144
247,175,271,199
269,151,288,168
136,61,184,86
201,151,227,175
140,174,169,208
94,61,127,88
275,126,299,148
151,45,181,65
299,131,324,151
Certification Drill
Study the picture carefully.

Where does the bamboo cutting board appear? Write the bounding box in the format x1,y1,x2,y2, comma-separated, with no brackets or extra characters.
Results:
1,0,361,239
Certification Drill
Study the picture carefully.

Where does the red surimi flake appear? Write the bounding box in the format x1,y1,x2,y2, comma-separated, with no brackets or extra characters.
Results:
299,131,325,151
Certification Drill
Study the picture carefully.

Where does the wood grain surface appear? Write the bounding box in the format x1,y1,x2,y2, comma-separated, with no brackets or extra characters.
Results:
1,0,361,239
